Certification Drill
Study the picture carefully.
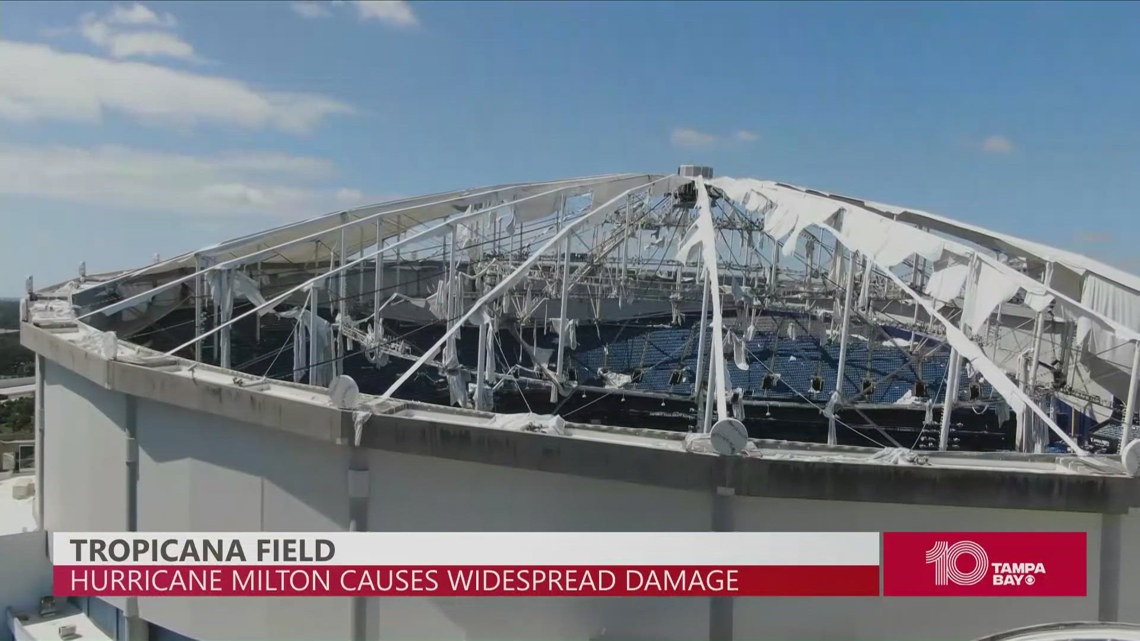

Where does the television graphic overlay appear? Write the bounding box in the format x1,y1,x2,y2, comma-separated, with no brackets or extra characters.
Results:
51,532,882,597
882,532,1086,597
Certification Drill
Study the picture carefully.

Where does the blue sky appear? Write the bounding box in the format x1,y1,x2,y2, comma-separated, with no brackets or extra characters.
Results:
1,0,1138,296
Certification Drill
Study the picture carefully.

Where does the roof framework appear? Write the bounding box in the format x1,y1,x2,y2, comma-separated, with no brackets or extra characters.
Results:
38,170,1140,463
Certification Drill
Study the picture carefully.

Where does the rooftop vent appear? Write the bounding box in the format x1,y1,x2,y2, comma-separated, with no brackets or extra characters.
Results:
39,596,57,617
678,165,713,179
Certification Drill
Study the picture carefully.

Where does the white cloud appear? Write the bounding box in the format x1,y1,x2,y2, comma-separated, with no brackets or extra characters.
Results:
81,21,197,61
106,3,177,27
79,3,197,62
671,128,719,148
290,1,418,27
354,1,418,27
292,1,334,18
734,130,759,143
0,144,367,217
981,135,1014,154
0,41,354,133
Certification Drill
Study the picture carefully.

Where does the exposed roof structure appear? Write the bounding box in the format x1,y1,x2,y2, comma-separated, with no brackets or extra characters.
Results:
24,168,1140,472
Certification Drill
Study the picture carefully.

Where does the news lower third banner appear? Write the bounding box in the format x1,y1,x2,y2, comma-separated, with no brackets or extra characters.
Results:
50,532,1087,598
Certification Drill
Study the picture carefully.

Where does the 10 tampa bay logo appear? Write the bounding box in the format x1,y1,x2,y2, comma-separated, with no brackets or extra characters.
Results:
926,540,1046,586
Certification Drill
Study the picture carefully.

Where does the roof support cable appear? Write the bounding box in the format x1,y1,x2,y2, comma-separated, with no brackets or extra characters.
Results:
162,180,638,361
375,176,679,403
84,175,636,323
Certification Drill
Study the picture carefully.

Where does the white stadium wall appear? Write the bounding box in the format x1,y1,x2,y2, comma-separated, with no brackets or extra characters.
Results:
41,364,130,534
365,450,713,641
32,359,1140,641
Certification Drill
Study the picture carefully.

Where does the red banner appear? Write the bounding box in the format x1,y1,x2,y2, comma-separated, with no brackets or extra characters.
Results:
50,532,1091,598
53,565,881,597
882,532,1086,597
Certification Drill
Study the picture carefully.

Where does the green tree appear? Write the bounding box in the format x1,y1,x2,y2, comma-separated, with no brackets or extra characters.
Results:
0,299,20,329
0,334,33,377
0,397,34,435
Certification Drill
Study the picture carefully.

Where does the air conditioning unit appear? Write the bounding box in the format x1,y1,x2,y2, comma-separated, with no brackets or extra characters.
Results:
58,624,80,640
677,165,713,179
12,480,34,500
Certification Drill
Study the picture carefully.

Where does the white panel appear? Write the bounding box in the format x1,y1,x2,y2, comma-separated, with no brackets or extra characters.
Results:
367,450,711,532
1080,273,1140,372
365,450,710,641
732,496,1100,641
134,399,350,533
259,439,349,533
1120,509,1140,618
371,595,707,641
367,598,465,641
41,363,129,533
136,419,191,531
132,399,351,641
264,595,352,641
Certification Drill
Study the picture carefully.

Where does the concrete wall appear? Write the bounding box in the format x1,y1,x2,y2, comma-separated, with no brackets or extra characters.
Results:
37,361,353,640
132,399,353,641
367,450,712,641
41,364,129,534
35,360,1140,641
0,531,52,641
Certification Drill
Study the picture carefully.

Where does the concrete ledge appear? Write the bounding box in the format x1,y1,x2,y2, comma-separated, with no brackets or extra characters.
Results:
21,322,111,388
22,321,352,445
732,456,1139,514
106,359,351,444
361,413,1140,514
23,320,1140,514
362,414,724,492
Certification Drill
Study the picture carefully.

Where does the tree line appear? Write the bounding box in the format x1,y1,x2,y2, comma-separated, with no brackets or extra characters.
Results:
0,299,34,435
